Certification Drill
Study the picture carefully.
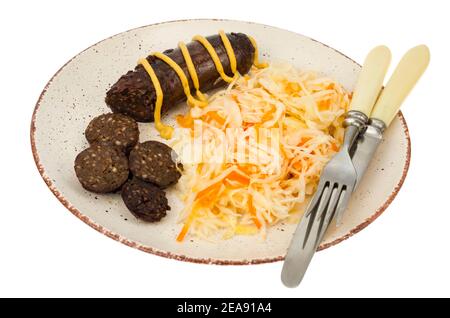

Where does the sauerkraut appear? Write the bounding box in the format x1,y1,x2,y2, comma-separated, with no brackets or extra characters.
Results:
172,62,351,241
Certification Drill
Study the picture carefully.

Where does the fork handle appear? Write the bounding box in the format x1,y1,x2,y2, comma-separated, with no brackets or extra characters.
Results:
349,46,391,116
370,45,430,126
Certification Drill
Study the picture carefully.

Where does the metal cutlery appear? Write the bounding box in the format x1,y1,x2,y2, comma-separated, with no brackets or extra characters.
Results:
281,46,392,288
281,44,430,288
353,45,430,188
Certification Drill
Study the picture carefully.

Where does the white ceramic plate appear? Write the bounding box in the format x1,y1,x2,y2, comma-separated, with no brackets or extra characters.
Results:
31,19,410,264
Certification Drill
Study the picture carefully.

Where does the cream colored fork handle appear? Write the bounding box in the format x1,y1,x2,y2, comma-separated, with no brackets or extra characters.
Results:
350,46,392,116
371,45,430,126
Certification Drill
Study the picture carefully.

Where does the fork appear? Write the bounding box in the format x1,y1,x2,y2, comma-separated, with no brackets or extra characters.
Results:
281,46,392,288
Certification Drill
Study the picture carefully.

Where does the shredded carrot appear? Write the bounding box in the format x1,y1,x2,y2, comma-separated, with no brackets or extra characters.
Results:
176,207,197,242
237,164,258,175
225,170,250,185
298,136,311,146
196,170,250,205
176,222,190,242
196,182,222,205
176,113,194,128
261,105,276,122
203,111,225,125
243,122,256,131
293,161,302,170
286,82,301,94
318,99,330,111
248,195,262,229
223,179,243,188
331,143,339,152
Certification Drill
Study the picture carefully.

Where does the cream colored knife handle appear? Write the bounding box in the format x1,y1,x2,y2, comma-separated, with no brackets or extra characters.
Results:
371,45,430,126
350,46,391,116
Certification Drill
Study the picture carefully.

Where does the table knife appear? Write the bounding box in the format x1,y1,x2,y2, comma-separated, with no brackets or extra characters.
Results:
351,45,430,192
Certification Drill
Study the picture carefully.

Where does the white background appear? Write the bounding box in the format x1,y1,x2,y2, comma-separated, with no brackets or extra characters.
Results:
1,0,448,298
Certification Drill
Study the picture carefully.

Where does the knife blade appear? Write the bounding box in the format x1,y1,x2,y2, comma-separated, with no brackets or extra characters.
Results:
351,121,384,187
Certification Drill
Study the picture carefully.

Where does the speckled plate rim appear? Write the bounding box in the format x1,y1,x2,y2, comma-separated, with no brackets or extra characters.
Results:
30,18,411,265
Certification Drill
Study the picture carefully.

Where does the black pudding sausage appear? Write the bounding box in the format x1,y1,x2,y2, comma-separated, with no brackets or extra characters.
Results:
105,32,255,122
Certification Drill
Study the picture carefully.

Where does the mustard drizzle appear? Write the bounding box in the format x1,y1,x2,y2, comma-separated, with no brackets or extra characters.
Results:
138,58,174,139
139,31,266,139
153,52,207,108
219,30,238,77
178,41,207,102
248,36,268,68
192,34,237,83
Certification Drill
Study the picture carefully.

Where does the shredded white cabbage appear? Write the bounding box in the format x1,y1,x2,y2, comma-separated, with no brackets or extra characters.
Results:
172,62,350,241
